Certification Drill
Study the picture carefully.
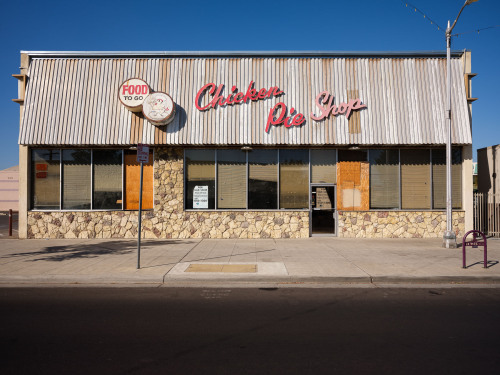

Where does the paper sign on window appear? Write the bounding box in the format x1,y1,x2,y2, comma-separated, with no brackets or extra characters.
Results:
193,186,209,209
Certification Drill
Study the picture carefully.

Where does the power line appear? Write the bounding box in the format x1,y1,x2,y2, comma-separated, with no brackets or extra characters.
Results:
453,24,500,37
401,1,444,32
401,1,500,38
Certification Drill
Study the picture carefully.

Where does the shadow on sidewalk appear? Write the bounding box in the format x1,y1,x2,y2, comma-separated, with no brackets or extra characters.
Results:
1,240,194,262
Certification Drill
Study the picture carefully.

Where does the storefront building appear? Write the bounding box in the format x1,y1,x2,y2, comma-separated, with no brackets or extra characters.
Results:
14,51,474,239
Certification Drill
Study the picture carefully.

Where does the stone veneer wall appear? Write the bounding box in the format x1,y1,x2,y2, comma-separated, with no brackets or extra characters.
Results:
338,211,466,238
27,147,309,239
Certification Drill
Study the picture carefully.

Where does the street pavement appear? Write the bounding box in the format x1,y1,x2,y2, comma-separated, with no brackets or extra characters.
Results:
0,237,499,287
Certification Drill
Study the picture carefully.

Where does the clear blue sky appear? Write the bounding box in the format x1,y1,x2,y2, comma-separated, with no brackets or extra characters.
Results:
1,0,499,170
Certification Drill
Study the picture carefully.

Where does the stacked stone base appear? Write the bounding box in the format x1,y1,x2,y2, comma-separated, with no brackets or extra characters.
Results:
27,210,466,239
338,211,466,238
27,211,310,239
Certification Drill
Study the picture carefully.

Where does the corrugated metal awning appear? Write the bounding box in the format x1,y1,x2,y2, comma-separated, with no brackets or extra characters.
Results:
19,54,472,146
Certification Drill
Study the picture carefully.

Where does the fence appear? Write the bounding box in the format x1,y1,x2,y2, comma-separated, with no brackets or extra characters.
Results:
474,192,500,237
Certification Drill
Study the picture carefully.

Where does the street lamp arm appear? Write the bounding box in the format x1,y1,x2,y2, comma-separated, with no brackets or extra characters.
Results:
448,3,467,35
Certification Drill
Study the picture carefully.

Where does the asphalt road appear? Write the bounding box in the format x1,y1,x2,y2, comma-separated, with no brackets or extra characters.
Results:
1,287,499,375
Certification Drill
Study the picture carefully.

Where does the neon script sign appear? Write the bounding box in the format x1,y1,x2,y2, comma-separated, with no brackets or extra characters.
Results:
195,82,367,133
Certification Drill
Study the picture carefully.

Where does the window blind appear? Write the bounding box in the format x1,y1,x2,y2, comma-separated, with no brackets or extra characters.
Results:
279,150,309,209
62,150,91,210
311,150,336,184
401,149,431,209
369,149,399,209
432,148,462,209
217,150,247,209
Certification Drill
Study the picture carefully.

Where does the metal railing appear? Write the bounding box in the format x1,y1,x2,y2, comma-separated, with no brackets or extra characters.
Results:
474,192,500,237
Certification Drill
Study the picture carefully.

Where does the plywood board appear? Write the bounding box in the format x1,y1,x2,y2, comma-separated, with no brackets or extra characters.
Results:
337,161,369,211
124,153,153,210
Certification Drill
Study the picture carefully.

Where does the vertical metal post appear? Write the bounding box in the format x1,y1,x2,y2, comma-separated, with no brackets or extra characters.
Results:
137,162,144,269
444,20,457,248
9,209,13,237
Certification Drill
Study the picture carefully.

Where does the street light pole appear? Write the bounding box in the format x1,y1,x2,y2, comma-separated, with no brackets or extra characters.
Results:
443,0,478,249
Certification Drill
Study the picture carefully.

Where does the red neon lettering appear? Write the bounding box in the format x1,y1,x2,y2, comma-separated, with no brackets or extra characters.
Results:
265,103,305,133
258,88,267,99
310,91,366,121
267,86,284,98
292,113,305,126
266,102,287,133
195,83,216,110
122,85,130,95
196,81,286,111
243,81,258,102
142,85,148,94
234,92,245,103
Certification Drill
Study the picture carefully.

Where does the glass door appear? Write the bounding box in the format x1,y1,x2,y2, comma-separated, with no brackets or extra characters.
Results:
310,185,336,236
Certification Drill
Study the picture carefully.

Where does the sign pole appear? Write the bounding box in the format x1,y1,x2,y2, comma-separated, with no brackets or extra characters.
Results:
136,143,149,269
137,161,144,269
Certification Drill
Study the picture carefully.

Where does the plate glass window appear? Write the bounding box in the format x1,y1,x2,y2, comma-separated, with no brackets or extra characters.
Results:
279,149,309,209
31,149,60,209
62,149,91,210
185,149,216,209
248,150,278,209
93,150,122,209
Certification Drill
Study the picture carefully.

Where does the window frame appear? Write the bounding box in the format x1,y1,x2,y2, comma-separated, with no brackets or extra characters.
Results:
29,148,153,212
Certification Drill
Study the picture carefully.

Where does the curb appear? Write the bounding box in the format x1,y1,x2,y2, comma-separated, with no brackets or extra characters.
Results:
1,275,500,287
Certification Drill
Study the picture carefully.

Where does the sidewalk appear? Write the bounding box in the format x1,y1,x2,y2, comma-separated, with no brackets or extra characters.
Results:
0,237,499,287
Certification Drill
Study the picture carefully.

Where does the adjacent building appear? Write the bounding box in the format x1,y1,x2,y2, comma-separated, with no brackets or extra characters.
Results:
13,51,475,239
0,165,19,211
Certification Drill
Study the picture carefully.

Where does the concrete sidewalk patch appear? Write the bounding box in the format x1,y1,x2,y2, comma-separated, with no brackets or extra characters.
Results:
167,262,288,278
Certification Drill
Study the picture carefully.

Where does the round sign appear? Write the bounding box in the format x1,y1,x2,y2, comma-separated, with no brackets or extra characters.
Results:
118,78,150,112
142,92,176,126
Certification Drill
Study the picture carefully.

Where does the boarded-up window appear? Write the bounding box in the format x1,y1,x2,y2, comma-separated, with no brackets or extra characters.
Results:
217,150,247,209
401,149,431,209
31,149,60,210
311,150,336,184
279,149,309,209
249,150,278,209
185,149,215,209
124,150,153,210
369,149,399,209
62,149,91,210
337,161,369,211
432,148,462,209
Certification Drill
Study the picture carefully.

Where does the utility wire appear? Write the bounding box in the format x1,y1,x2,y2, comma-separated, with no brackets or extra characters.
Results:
401,1,444,32
402,1,500,37
453,24,500,37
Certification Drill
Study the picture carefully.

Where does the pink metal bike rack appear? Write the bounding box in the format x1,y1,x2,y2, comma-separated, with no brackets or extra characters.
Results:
462,230,487,269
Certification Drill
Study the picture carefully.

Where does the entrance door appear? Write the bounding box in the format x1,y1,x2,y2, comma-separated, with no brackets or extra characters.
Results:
310,185,336,236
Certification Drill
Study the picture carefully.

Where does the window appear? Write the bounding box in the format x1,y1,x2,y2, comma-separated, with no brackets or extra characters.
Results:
248,150,278,209
217,150,247,209
401,149,431,209
182,147,463,212
31,149,60,210
185,149,309,210
311,150,336,184
30,148,152,211
93,150,122,210
279,149,309,209
369,149,399,209
62,149,91,210
432,148,462,209
185,149,215,209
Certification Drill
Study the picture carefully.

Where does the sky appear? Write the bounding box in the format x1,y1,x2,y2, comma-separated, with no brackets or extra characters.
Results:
1,0,499,170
